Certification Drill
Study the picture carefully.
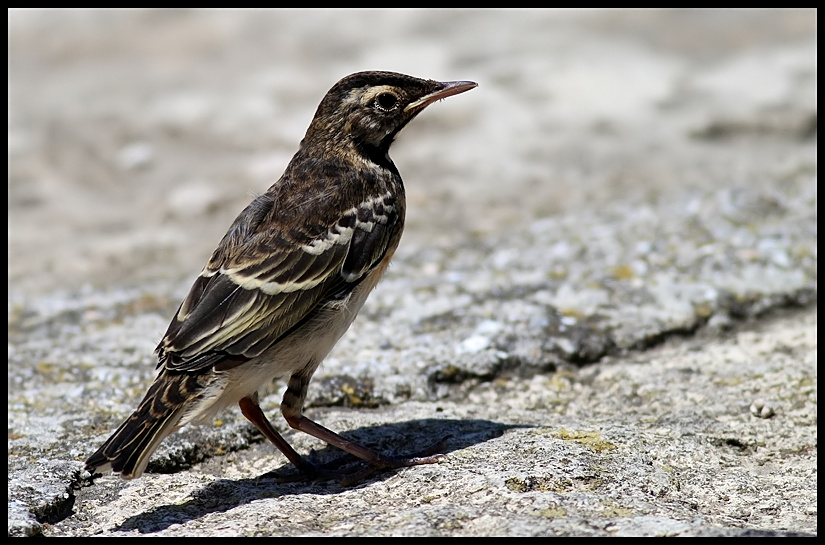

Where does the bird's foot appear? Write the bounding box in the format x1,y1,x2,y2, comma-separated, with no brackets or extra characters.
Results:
267,435,450,486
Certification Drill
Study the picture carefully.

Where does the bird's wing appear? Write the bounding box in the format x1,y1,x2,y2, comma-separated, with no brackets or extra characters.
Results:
157,187,400,372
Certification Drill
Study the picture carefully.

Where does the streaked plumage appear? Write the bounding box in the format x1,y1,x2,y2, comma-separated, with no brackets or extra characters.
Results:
85,71,476,480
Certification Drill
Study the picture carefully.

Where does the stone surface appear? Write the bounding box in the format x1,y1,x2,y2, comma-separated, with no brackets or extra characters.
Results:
8,9,816,537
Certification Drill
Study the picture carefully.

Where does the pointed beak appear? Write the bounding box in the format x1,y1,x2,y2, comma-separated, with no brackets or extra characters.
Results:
404,80,478,113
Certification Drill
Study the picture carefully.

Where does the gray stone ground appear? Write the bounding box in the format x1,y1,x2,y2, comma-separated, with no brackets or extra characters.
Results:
8,9,816,537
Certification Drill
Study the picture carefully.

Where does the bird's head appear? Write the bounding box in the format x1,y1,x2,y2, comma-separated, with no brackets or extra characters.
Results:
303,71,477,154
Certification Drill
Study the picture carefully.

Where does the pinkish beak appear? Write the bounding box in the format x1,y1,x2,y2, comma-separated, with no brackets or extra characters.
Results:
404,80,477,112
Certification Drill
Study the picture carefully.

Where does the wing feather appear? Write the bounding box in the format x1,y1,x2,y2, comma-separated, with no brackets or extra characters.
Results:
158,186,400,372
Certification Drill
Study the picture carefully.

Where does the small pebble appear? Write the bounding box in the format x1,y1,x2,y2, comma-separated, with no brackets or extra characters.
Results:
749,399,775,419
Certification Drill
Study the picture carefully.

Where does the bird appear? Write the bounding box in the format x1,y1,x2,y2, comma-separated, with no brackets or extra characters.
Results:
84,71,477,480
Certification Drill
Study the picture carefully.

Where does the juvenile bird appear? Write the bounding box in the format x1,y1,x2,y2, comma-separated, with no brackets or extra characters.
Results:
85,71,477,480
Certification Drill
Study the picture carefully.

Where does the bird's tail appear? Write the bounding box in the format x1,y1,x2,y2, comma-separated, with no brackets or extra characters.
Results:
85,371,205,479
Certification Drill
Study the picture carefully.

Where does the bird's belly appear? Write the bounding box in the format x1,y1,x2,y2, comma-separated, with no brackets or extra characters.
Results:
204,277,380,416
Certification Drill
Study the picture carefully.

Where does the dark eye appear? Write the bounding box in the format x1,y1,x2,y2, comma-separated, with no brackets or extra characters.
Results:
375,92,398,111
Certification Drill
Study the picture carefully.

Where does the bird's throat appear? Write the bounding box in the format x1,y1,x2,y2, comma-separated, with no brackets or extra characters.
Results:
351,137,399,176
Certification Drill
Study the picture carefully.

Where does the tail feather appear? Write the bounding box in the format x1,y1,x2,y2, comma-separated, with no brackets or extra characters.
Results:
85,371,204,479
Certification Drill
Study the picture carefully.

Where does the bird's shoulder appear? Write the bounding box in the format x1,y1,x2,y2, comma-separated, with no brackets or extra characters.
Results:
212,158,404,267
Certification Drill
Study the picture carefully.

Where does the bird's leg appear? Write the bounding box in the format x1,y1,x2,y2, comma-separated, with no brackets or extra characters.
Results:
238,393,317,475
240,392,374,482
280,371,445,476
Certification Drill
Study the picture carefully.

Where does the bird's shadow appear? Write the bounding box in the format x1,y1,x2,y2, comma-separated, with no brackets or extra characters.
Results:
116,418,528,533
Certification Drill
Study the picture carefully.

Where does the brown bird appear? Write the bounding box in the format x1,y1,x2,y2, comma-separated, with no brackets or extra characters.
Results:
85,71,477,480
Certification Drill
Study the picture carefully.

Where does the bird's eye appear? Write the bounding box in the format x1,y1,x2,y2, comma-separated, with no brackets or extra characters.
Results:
375,92,398,111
